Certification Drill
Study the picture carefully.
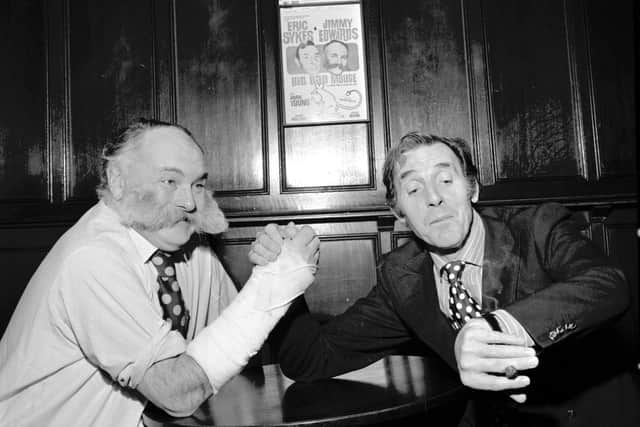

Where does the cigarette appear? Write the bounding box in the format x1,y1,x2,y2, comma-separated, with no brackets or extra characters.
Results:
505,365,518,379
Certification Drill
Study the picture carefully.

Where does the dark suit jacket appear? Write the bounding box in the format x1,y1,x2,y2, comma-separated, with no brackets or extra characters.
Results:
273,203,640,427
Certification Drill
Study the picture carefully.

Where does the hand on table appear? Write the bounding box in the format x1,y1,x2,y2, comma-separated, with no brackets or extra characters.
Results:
454,318,539,403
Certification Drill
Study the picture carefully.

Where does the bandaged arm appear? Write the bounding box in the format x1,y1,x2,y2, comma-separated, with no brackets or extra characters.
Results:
186,242,316,392
138,242,316,417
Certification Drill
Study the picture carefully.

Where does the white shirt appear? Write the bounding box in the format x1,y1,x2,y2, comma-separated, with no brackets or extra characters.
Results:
0,201,237,426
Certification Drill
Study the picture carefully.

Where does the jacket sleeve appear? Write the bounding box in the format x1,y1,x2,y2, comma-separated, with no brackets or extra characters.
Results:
505,204,629,349
271,274,414,381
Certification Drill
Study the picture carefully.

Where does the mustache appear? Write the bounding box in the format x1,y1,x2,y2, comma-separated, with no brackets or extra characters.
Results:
190,191,228,234
118,188,228,235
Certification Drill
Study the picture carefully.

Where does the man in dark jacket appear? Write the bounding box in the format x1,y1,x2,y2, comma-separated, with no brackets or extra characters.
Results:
250,132,640,426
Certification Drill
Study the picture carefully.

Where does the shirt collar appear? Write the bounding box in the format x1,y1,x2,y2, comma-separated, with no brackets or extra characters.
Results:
97,200,160,265
126,227,159,265
430,209,485,274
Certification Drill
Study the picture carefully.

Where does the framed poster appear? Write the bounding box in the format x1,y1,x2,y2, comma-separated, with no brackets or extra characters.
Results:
279,2,368,125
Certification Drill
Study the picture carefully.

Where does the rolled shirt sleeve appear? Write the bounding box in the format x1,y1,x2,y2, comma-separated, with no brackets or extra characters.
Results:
57,245,186,389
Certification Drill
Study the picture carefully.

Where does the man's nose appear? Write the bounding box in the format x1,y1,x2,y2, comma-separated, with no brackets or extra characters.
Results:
176,186,196,212
424,186,443,207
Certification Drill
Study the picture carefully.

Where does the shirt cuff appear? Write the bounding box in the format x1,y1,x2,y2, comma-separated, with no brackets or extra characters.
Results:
116,320,187,389
492,309,535,347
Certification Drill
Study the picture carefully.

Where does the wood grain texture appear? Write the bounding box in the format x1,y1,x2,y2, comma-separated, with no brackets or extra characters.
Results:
0,0,48,201
0,225,67,335
585,0,635,179
283,124,371,190
381,0,471,144
68,0,155,200
483,0,579,179
214,221,380,319
307,235,377,317
0,1,636,338
175,0,265,193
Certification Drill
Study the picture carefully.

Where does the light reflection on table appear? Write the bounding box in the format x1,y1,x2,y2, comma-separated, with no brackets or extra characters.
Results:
144,355,463,426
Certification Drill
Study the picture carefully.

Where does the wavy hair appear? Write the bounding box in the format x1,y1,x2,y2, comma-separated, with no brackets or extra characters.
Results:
382,132,479,210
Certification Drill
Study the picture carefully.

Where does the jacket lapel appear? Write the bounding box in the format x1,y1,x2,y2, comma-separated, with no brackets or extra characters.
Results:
481,215,520,310
394,213,522,370
394,244,458,370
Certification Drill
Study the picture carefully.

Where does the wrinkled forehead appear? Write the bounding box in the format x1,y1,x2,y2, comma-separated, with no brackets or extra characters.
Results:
139,126,200,151
133,127,206,171
395,143,462,179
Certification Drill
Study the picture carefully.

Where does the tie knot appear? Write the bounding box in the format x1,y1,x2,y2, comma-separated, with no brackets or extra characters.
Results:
441,261,466,284
150,250,176,278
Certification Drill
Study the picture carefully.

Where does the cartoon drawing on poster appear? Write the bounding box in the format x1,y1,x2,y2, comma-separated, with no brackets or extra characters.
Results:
280,2,368,125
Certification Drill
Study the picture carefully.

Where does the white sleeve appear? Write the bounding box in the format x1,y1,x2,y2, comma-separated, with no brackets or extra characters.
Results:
59,246,186,388
186,242,316,392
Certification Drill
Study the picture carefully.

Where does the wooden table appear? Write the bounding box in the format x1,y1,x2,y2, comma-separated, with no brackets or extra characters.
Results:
144,355,464,426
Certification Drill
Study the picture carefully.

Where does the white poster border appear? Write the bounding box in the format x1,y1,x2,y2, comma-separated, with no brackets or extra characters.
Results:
279,2,369,126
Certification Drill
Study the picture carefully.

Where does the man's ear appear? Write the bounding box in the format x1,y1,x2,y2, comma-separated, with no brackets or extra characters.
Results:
391,206,407,225
107,163,125,201
470,181,480,204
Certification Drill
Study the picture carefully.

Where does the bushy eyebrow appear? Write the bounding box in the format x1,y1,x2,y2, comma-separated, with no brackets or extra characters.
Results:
159,167,184,176
160,168,208,182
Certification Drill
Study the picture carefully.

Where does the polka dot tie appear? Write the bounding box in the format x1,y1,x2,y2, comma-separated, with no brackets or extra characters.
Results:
151,250,189,337
442,261,483,331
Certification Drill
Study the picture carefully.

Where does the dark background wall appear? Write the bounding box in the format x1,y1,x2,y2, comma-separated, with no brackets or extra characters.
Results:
0,0,636,358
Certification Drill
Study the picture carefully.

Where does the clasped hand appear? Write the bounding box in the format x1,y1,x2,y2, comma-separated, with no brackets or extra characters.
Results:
249,222,320,267
454,319,539,403
247,222,320,311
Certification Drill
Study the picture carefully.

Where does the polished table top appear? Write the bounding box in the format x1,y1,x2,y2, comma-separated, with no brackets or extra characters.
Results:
144,355,463,426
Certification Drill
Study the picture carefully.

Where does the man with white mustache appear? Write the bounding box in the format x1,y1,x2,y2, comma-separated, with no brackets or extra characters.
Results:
0,118,319,426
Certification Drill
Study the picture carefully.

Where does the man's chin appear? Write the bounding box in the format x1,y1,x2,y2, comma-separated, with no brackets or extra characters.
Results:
173,220,195,234
418,231,466,254
163,231,195,251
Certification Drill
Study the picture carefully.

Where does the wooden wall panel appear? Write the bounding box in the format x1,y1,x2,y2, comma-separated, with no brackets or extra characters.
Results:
586,0,635,179
391,231,413,252
212,236,253,290
175,0,265,194
283,124,371,190
216,221,379,319
68,0,155,200
483,0,579,180
0,0,48,201
0,226,67,335
0,0,636,341
463,0,636,203
307,235,377,317
381,0,470,146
